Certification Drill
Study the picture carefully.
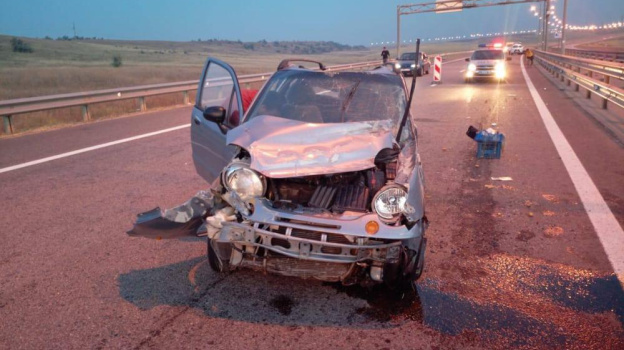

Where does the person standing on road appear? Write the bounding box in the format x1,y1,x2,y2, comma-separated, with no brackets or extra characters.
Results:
525,48,534,66
381,46,390,64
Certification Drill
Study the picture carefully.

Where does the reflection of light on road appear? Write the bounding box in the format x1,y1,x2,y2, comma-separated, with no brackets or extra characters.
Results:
188,259,208,292
463,86,475,103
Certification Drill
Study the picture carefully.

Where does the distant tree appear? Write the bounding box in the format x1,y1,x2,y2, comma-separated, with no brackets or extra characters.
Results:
11,38,33,53
44,36,52,40
243,43,255,50
112,55,122,67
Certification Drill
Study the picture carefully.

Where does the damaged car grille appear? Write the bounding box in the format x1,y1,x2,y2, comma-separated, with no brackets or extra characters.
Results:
308,184,369,212
268,171,380,213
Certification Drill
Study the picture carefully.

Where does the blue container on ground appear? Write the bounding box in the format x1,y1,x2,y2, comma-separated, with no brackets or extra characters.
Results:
475,131,504,159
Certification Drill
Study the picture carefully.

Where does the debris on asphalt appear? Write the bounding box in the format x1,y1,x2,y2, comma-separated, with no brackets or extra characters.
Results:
524,200,533,207
528,212,534,217
542,194,559,202
467,125,505,159
485,184,496,189
543,210,556,216
491,176,513,181
544,226,564,237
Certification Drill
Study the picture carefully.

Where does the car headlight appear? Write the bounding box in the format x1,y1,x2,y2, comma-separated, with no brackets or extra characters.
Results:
411,63,416,68
395,63,401,69
373,185,408,223
495,62,505,73
222,163,266,201
468,63,477,72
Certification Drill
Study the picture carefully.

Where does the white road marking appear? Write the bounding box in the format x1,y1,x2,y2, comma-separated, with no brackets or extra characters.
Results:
0,124,191,174
521,58,624,284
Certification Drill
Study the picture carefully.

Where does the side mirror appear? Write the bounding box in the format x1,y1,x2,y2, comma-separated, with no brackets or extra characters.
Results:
465,58,470,62
203,106,226,124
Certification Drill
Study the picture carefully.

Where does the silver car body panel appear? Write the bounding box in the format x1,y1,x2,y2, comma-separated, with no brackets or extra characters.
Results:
226,115,396,178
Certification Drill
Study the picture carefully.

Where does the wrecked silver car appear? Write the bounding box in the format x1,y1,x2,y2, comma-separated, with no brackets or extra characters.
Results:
129,56,427,288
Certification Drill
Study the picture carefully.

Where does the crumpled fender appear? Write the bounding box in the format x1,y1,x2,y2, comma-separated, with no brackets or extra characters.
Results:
127,191,215,239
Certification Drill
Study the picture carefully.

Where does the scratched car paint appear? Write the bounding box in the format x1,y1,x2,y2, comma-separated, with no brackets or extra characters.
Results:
129,57,428,288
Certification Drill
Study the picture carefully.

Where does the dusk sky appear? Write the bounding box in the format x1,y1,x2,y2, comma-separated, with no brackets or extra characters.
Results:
1,0,622,45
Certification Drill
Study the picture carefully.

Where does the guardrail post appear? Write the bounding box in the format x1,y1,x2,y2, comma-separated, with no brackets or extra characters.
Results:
586,90,591,99
81,105,91,122
2,115,12,134
183,91,189,105
139,97,147,112
602,98,608,109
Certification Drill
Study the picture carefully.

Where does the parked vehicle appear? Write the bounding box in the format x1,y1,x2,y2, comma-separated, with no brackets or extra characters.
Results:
464,49,507,83
504,42,514,55
395,52,430,77
128,58,428,289
511,43,525,55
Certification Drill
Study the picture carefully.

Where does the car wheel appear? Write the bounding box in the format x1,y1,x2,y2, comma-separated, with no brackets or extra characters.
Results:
416,68,423,77
207,239,230,273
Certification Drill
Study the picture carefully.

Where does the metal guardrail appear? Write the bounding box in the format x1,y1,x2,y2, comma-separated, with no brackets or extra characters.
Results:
535,50,624,110
0,60,383,135
0,51,468,135
565,48,624,64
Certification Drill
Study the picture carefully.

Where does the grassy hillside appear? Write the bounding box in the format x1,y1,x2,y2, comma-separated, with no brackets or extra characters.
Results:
0,36,377,100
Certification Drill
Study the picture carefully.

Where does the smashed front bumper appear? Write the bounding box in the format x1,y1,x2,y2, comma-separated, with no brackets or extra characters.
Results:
212,198,424,272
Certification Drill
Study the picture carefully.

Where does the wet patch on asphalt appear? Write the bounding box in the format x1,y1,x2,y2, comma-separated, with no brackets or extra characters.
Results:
269,295,295,316
118,253,623,348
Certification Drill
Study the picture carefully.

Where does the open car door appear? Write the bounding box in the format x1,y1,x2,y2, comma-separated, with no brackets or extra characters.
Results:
191,58,243,183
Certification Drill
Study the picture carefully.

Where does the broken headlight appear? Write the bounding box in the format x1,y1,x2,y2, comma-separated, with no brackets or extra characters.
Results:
222,163,266,201
373,185,407,223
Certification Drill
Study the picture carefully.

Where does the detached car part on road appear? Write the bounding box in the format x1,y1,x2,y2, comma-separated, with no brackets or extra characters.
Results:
128,57,428,288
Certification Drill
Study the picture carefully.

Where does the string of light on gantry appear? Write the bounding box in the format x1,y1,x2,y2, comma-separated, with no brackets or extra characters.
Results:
529,4,624,32
369,29,538,46
369,4,623,46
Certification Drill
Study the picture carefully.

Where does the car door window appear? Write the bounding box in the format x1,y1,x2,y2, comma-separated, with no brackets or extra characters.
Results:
198,61,242,129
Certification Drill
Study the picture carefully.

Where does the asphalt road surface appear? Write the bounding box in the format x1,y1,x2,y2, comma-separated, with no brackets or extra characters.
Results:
1,55,623,349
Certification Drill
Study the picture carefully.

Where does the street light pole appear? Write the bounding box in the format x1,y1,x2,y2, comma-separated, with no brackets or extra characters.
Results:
543,0,550,51
397,6,401,59
561,0,568,54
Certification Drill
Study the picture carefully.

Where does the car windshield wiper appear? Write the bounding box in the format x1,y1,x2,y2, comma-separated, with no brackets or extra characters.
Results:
340,80,361,122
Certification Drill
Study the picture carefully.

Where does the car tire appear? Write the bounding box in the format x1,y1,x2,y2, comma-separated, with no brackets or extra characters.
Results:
416,68,423,77
207,239,230,273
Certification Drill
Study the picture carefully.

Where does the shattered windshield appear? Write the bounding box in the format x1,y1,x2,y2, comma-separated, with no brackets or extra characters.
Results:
246,70,406,126
471,50,505,60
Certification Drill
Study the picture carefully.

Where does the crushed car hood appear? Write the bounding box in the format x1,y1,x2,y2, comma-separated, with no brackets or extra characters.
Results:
227,115,396,178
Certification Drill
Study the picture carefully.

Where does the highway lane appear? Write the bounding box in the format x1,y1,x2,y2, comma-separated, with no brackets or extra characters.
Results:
0,57,623,349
